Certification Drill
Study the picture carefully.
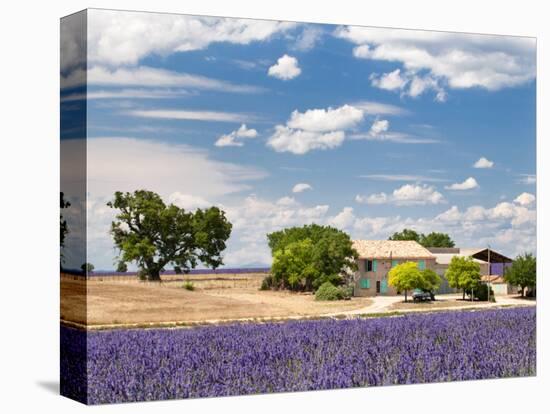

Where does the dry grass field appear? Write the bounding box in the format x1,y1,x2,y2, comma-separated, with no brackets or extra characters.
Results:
61,277,372,326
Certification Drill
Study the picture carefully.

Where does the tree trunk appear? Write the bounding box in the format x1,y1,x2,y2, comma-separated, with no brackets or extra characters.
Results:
404,290,408,303
520,286,525,297
147,267,161,282
462,289,466,300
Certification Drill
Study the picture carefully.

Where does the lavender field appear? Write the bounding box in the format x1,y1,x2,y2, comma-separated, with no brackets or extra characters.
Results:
61,308,536,404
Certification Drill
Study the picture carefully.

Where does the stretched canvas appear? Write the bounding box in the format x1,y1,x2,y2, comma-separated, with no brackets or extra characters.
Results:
60,8,537,405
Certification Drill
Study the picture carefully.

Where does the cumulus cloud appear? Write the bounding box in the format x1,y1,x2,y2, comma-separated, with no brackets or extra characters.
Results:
474,157,494,168
293,26,324,51
292,183,313,193
370,69,408,91
445,177,479,190
268,54,302,80
287,105,364,132
215,124,259,147
168,192,211,210
267,104,364,154
86,9,297,67
334,25,536,100
369,119,390,136
356,184,445,206
514,192,535,206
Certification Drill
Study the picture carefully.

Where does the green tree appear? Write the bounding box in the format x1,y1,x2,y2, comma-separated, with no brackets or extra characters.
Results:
108,190,232,281
267,224,358,291
60,192,70,250
271,239,318,290
419,232,455,248
445,256,481,300
388,262,425,302
420,268,441,292
504,253,536,297
81,262,94,273
388,229,421,242
116,261,127,273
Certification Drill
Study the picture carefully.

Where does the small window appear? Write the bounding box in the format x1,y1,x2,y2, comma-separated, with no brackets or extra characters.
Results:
418,260,426,270
365,259,373,272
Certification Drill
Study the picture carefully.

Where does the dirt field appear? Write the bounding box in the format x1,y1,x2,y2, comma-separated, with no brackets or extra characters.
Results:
61,279,372,326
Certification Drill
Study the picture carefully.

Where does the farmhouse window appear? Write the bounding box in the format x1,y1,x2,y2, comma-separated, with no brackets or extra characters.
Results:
360,278,371,289
418,260,426,270
391,259,398,268
365,259,373,272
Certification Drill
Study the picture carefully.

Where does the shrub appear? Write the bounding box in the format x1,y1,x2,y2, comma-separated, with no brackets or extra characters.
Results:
182,281,195,291
315,282,345,301
260,275,274,291
465,283,494,301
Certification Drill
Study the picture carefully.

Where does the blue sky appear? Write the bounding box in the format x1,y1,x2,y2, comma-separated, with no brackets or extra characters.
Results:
60,9,536,270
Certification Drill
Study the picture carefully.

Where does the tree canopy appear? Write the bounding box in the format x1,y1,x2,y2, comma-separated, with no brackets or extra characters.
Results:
108,190,232,281
267,224,358,291
388,262,424,302
388,228,455,248
504,253,536,297
445,256,481,299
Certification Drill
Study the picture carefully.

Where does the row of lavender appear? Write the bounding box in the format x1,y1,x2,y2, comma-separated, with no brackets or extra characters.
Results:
61,308,535,404
61,267,271,277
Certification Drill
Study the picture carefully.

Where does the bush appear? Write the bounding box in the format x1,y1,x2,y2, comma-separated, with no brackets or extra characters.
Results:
182,281,195,291
466,283,494,301
315,282,345,301
260,275,274,291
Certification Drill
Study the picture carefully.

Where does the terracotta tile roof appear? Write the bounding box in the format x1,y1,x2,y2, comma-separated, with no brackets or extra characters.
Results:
352,240,435,259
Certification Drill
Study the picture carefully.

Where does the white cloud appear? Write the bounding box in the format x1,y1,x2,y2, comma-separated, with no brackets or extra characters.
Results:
329,207,356,229
268,54,302,80
357,184,445,206
267,126,345,155
86,137,266,200
267,104,364,154
474,157,494,168
335,25,536,98
292,183,313,193
87,9,297,67
287,105,364,132
126,109,255,123
514,192,536,206
369,119,390,136
445,177,479,190
369,69,407,91
85,65,263,93
215,124,259,147
168,193,211,210
293,26,324,51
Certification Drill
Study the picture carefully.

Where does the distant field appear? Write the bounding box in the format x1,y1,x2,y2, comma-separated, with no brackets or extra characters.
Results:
60,278,372,326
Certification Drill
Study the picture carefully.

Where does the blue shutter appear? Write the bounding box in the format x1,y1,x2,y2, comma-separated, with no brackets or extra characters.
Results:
418,260,426,270
373,259,378,272
391,259,398,268
380,279,388,293
360,278,370,289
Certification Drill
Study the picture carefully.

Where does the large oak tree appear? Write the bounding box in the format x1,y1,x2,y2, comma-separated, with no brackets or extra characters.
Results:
108,190,232,281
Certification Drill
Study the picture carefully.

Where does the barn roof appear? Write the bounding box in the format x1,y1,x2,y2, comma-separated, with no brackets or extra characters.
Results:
428,247,512,264
352,240,435,259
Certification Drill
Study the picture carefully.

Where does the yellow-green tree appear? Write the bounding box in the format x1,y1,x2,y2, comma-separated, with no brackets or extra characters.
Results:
445,256,481,300
389,262,425,302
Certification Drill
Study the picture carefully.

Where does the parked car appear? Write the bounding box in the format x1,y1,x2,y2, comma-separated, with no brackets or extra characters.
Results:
412,289,433,302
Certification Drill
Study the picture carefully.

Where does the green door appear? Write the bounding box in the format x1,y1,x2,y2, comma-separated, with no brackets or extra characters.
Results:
380,279,388,294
